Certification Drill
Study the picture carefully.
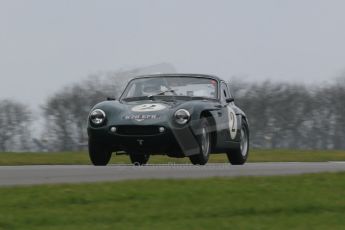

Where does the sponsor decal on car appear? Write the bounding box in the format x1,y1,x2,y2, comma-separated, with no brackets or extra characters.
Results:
123,114,160,122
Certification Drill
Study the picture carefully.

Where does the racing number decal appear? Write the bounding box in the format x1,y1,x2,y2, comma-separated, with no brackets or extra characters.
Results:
227,106,237,140
132,104,166,112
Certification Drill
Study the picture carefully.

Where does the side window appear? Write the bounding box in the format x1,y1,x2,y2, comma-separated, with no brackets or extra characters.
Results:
220,82,229,103
226,83,234,99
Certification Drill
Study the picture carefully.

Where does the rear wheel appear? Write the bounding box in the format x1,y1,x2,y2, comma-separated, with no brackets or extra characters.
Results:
189,118,211,165
88,139,112,166
227,118,249,165
129,154,150,166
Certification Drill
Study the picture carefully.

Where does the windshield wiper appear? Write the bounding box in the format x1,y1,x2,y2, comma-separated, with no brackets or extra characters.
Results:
148,89,176,99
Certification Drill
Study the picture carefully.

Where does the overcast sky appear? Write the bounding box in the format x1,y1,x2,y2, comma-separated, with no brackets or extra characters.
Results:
1,0,345,107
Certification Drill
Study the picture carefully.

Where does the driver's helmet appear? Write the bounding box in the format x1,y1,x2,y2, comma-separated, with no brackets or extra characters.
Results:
141,78,168,95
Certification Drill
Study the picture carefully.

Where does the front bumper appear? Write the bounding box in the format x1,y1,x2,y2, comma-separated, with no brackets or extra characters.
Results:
87,124,200,157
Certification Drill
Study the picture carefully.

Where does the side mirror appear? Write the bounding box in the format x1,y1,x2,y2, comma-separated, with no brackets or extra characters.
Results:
226,98,234,103
107,97,116,101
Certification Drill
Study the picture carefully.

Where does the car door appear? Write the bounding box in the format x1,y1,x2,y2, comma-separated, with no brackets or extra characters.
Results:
212,81,235,148
225,83,239,141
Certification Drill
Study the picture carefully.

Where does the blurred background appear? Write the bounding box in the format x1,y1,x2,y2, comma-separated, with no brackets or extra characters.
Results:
1,0,345,152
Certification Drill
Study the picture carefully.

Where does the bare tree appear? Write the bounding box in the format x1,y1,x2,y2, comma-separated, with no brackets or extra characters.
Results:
41,76,119,151
0,99,32,152
330,77,345,149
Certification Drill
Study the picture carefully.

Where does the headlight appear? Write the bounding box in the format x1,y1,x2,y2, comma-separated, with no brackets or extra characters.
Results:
90,109,106,125
174,109,190,125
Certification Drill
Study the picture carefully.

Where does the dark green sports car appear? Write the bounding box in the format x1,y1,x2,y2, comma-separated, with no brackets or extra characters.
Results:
87,74,249,166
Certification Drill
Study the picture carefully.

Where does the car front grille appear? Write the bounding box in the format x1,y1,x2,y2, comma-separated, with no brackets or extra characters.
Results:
116,125,163,135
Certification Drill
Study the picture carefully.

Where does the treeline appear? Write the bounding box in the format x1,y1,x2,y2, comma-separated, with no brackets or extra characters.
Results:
0,72,344,152
231,78,345,149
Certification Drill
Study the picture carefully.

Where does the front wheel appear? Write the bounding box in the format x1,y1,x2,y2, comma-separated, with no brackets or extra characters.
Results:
226,118,249,165
88,139,112,166
129,154,150,166
189,118,211,165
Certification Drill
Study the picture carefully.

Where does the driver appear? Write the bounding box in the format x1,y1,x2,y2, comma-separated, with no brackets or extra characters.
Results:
141,79,169,96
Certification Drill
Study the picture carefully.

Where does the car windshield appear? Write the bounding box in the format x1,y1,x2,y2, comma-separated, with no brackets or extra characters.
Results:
121,77,218,101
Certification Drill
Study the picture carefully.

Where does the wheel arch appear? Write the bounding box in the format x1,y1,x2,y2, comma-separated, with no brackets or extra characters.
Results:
240,115,250,137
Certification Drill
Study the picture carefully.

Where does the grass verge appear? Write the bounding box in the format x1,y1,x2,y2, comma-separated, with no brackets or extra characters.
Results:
1,172,345,229
1,149,345,166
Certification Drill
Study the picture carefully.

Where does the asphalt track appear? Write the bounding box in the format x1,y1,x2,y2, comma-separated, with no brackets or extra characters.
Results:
1,162,345,186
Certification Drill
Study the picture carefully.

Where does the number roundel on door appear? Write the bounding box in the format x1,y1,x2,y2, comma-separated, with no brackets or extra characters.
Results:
227,106,238,140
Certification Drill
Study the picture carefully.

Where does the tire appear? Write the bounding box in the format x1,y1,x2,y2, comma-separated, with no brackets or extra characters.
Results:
129,154,150,166
189,117,211,165
227,118,249,165
88,139,112,166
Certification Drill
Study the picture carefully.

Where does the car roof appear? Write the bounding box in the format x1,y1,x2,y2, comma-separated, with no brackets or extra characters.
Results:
131,73,223,82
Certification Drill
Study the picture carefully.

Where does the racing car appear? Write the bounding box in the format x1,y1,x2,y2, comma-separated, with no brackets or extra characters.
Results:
87,74,249,165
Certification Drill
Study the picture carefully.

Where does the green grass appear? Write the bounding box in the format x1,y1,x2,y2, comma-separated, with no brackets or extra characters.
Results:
1,173,345,229
0,149,345,166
